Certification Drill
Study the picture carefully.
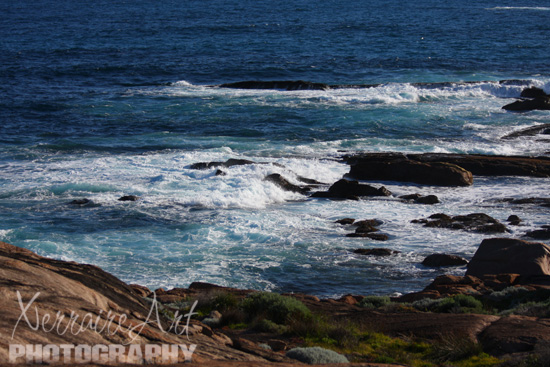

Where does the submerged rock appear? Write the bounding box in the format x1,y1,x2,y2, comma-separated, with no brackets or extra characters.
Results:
264,173,310,194
190,158,256,170
335,218,355,225
311,179,392,199
353,248,399,256
501,123,550,139
219,80,331,91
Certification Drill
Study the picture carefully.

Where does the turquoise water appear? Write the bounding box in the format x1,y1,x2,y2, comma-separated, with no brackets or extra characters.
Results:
1,0,549,296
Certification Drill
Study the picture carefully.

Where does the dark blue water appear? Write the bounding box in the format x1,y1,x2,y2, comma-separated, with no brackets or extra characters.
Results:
0,0,549,296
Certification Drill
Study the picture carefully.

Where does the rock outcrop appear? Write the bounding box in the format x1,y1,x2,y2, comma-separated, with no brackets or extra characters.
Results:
503,97,550,112
219,80,331,91
311,179,391,200
501,123,550,140
466,238,550,278
345,153,473,187
263,174,310,195
345,153,550,178
0,242,274,364
412,213,508,233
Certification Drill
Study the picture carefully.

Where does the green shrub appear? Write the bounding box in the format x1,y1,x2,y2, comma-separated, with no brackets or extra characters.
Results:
253,318,288,334
435,295,483,314
358,295,391,309
241,292,311,324
286,346,349,364
412,297,444,312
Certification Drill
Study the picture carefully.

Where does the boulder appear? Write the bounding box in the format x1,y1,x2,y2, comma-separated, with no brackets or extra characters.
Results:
503,96,550,111
346,154,473,186
118,195,139,201
335,218,355,225
525,228,550,240
311,179,392,199
422,254,468,267
480,316,550,356
520,86,548,99
466,238,550,278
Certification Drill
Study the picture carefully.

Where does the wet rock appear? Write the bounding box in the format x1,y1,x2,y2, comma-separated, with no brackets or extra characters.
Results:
347,233,389,241
521,86,549,99
414,213,508,233
118,195,139,201
69,198,92,205
354,219,384,227
219,80,331,91
353,248,399,256
346,152,550,178
505,197,550,207
335,218,355,225
399,193,422,200
215,169,226,176
190,158,256,170
264,173,309,194
501,123,550,139
503,96,550,111
346,153,473,186
311,179,392,199
466,238,550,278
415,195,440,205
507,215,522,225
525,228,550,240
295,175,324,185
422,254,468,267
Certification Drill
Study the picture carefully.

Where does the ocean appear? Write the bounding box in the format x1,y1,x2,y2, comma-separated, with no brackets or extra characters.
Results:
1,0,549,297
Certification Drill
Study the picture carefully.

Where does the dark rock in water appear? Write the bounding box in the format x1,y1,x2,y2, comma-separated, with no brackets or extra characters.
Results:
190,158,256,170
296,175,324,185
414,213,508,233
504,197,550,207
415,195,440,205
311,179,392,199
399,193,422,200
354,224,379,234
502,96,550,111
215,169,226,176
501,123,550,139
422,254,468,267
507,215,522,225
70,198,92,205
353,248,398,256
335,218,355,225
345,153,550,178
354,219,384,227
118,195,139,201
520,86,548,99
345,153,473,186
466,238,550,277
219,80,331,91
264,173,309,194
525,228,550,240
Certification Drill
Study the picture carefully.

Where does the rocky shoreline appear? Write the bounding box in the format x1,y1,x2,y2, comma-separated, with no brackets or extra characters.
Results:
4,149,550,366
2,236,550,366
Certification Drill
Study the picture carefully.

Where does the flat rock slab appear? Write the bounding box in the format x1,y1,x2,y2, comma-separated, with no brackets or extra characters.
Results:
345,153,550,178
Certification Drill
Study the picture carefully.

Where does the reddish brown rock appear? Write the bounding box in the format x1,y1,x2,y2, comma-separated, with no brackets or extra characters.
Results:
466,238,550,278
480,316,550,356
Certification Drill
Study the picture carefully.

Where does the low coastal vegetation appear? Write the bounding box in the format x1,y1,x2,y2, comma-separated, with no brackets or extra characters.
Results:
159,290,550,366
